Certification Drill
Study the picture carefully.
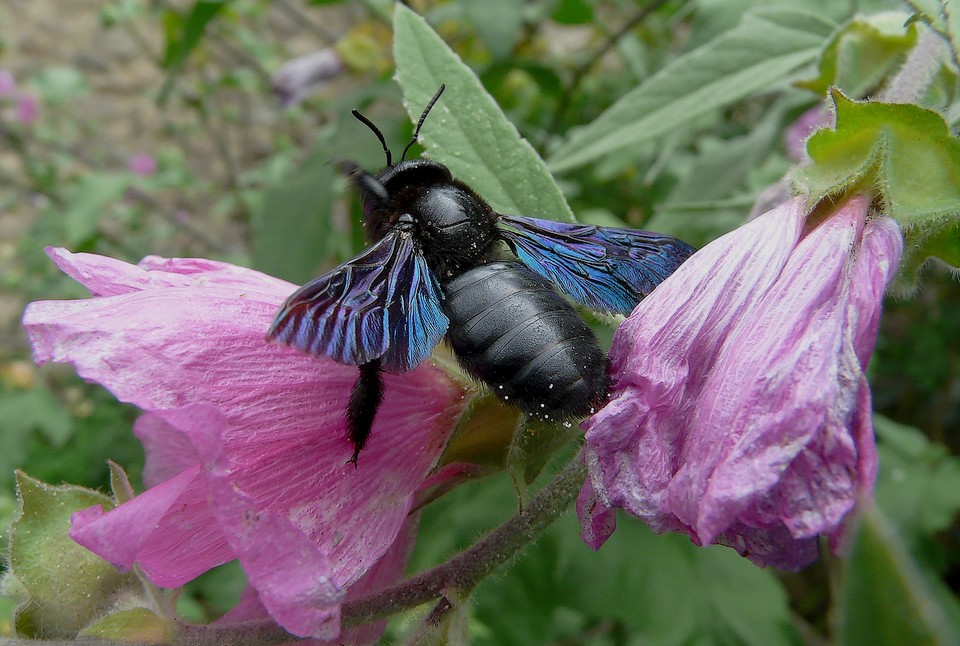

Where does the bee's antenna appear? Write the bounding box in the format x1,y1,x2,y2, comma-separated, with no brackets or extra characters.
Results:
401,83,445,161
351,109,393,167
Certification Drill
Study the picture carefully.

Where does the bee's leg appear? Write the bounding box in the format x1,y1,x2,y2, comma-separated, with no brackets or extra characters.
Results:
346,358,384,467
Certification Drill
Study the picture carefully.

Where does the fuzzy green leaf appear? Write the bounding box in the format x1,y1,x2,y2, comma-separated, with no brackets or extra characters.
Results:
10,472,134,638
797,12,918,97
393,4,575,221
547,8,836,173
63,173,129,246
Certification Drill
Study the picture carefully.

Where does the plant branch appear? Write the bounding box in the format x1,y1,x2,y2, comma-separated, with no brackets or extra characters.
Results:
548,0,677,136
342,452,587,625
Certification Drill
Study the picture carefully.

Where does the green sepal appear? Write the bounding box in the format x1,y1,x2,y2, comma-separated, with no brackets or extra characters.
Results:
792,89,960,289
9,472,134,638
440,392,522,469
506,418,580,502
79,606,178,644
797,13,919,98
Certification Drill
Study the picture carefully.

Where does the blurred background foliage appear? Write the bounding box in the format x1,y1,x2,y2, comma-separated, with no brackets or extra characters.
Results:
0,0,957,643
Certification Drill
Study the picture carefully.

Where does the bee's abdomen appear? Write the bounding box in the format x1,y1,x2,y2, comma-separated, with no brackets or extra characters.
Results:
443,261,608,419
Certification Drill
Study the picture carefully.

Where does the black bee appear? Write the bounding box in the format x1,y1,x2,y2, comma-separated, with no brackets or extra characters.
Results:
268,86,695,464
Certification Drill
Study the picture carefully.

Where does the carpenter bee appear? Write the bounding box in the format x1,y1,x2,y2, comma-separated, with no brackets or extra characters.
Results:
268,86,695,464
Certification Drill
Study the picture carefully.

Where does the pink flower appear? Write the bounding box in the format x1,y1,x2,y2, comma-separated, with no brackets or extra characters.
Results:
15,93,38,125
127,152,158,176
23,249,469,639
579,196,903,569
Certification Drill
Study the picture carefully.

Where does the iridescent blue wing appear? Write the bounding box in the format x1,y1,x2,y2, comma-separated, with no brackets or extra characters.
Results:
498,214,696,315
267,226,448,374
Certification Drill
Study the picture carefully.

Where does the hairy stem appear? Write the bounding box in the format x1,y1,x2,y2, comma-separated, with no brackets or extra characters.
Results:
548,0,678,136
880,28,951,104
342,453,588,626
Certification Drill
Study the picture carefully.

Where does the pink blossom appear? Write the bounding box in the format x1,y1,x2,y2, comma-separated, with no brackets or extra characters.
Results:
580,196,903,569
23,248,470,639
127,152,158,176
15,93,38,125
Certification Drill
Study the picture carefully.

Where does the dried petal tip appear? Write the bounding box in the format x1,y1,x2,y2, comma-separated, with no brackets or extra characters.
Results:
582,197,903,569
272,49,344,109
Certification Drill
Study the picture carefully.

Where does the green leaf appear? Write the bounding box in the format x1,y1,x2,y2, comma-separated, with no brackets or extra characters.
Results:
79,607,177,643
473,512,799,646
161,0,226,70
873,415,960,556
464,0,524,60
793,89,960,286
0,388,73,487
63,172,130,246
797,12,918,98
393,4,575,222
547,8,836,173
10,473,134,638
250,138,337,284
836,506,960,646
0,387,72,446
158,0,228,102
30,66,88,105
551,0,594,25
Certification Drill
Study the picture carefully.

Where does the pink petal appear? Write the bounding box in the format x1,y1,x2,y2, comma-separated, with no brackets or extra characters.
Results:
678,197,868,544
583,196,899,569
134,413,198,488
26,248,469,636
70,460,234,585
45,247,293,299
585,198,807,529
577,478,616,551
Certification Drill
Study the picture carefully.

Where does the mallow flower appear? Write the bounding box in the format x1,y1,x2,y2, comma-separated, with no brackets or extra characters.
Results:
579,196,903,570
22,248,470,640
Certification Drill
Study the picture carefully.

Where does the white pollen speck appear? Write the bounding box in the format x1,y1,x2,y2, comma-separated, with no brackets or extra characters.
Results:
504,395,509,400
562,421,572,428
498,385,504,389
549,383,554,389
540,403,545,408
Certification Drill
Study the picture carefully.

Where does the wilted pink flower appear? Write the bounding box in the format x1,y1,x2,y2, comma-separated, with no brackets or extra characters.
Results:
127,152,158,176
580,196,903,569
272,48,344,109
23,248,469,639
15,93,38,125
